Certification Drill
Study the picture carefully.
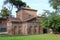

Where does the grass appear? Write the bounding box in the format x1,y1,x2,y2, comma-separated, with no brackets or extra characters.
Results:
0,34,60,40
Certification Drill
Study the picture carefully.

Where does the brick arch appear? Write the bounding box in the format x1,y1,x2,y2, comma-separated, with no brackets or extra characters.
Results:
18,26,22,34
27,26,32,34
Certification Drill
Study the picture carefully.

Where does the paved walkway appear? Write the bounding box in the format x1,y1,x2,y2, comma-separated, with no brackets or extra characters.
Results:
0,32,7,34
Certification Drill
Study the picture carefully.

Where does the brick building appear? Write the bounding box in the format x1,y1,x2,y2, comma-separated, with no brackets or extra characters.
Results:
0,7,43,35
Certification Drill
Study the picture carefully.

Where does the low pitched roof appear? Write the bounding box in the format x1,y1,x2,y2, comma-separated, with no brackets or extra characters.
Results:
16,7,37,12
9,17,22,22
9,17,36,23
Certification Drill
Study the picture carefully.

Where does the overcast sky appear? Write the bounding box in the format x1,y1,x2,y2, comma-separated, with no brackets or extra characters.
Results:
0,0,55,16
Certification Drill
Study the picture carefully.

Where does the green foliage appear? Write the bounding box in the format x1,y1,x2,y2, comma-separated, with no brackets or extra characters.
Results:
49,0,57,9
4,0,29,9
1,7,9,18
49,0,60,33
40,12,49,28
40,11,60,33
49,0,60,9
48,12,60,27
49,0,60,13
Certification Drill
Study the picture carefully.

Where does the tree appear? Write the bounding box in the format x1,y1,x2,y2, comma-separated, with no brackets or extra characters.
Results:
49,0,60,13
40,12,49,28
1,7,9,18
49,0,60,9
3,0,29,17
40,11,60,33
48,12,60,33
4,0,29,10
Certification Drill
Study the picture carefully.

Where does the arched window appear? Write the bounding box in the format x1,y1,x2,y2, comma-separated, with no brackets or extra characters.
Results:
18,26,21,34
28,26,32,34
14,26,17,34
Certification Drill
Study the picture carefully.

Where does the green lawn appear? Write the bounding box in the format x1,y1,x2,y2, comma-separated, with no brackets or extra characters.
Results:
0,34,60,40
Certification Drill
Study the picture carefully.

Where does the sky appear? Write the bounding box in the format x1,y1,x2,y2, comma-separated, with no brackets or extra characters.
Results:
0,0,55,16
22,0,55,15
